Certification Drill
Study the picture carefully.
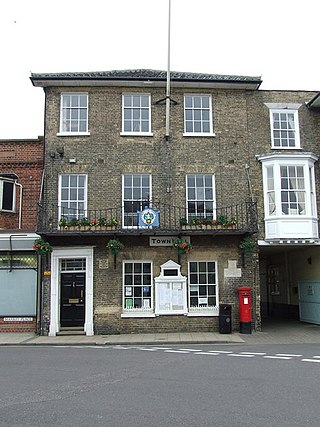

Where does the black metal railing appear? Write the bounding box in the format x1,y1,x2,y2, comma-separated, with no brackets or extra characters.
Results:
37,201,258,235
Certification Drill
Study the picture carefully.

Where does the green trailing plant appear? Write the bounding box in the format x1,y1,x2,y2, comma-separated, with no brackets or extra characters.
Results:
240,236,256,253
189,217,201,226
59,217,68,228
98,217,107,226
227,217,237,226
108,218,119,226
80,217,90,227
216,214,228,226
33,238,53,255
107,238,124,255
179,218,188,226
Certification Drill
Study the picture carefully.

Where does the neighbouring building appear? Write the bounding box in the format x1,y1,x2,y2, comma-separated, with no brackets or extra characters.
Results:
0,137,44,332
257,91,320,324
30,69,320,336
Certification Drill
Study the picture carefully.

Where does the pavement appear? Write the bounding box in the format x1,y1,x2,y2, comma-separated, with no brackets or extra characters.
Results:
0,319,319,346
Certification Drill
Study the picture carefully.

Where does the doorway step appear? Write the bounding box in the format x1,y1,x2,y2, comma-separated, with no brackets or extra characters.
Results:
57,327,85,336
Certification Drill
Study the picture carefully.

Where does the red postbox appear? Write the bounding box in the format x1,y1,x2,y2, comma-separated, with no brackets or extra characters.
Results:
238,286,252,334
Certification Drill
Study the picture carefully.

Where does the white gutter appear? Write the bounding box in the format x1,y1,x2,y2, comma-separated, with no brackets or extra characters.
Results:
15,182,23,229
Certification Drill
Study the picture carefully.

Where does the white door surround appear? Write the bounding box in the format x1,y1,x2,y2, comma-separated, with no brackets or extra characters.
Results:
49,246,94,336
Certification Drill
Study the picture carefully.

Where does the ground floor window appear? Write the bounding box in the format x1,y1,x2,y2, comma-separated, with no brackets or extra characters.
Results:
122,259,218,317
0,267,37,315
188,261,218,312
123,261,152,311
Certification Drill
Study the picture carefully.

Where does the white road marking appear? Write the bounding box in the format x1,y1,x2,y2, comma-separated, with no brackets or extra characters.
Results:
110,346,320,365
195,352,219,355
264,356,292,360
228,354,255,358
150,347,172,350
240,352,266,355
276,353,302,357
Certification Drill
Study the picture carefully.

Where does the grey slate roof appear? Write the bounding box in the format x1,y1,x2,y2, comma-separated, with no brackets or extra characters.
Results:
31,69,262,84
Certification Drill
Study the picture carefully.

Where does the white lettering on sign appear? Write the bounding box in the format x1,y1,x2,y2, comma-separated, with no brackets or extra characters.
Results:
3,317,33,322
149,236,190,246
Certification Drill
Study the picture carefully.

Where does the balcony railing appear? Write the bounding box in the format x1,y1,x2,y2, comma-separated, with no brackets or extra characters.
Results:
37,202,258,235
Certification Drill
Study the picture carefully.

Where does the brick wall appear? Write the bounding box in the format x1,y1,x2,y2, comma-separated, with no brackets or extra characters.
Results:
0,317,36,333
0,137,44,230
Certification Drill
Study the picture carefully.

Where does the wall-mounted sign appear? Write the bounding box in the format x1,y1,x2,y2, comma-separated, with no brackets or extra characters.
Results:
138,207,160,227
149,236,190,247
3,317,33,322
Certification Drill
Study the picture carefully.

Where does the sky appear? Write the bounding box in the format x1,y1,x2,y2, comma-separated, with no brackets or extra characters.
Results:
1,0,319,139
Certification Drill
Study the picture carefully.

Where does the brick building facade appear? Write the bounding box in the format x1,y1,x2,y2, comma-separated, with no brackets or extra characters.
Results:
30,70,320,336
0,137,44,332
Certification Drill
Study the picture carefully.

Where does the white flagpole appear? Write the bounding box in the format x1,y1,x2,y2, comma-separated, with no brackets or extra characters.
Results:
165,0,171,141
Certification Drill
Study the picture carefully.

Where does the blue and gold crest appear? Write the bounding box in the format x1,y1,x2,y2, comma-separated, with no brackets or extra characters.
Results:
137,207,160,227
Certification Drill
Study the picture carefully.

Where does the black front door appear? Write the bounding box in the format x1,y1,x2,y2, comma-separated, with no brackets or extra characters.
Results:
60,273,85,327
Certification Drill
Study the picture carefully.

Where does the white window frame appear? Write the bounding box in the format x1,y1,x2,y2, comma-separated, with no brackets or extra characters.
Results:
187,260,219,316
183,94,214,136
265,103,301,149
121,260,155,318
58,93,90,136
0,178,16,212
122,174,152,228
186,174,216,221
121,93,153,136
260,154,317,219
58,174,88,221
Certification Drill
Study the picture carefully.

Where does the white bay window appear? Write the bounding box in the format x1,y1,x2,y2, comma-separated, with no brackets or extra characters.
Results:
259,153,318,240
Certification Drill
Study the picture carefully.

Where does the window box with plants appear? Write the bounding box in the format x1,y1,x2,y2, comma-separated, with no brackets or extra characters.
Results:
59,217,119,231
179,215,237,230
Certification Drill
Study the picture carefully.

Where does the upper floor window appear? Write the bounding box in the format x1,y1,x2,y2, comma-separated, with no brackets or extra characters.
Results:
266,103,301,149
122,174,151,227
122,94,152,135
0,177,16,212
280,165,305,215
59,93,88,134
186,174,215,221
184,95,213,136
259,154,317,218
59,174,87,220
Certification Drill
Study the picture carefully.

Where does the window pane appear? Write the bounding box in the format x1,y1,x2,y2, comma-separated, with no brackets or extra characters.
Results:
2,181,14,210
185,96,192,108
141,96,149,107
